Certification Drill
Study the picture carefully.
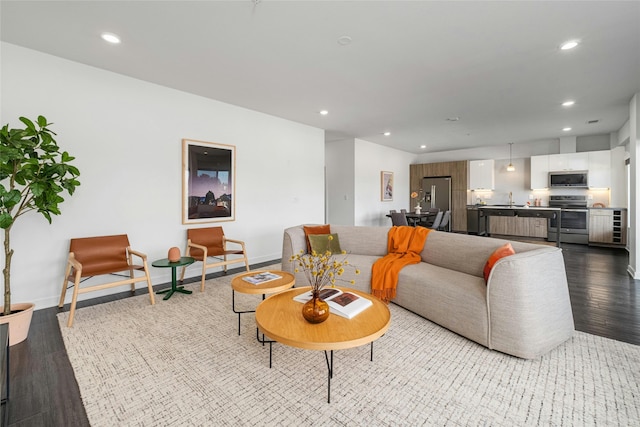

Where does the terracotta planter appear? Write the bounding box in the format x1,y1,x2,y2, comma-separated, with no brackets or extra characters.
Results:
168,247,181,262
0,302,35,346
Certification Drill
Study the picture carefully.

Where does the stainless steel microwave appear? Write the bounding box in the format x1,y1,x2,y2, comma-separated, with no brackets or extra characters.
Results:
548,170,588,188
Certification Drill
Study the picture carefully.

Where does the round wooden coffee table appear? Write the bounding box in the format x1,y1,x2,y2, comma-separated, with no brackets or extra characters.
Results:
255,286,391,403
231,270,295,336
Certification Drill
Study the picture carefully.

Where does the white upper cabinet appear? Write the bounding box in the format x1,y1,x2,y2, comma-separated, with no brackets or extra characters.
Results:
469,159,495,190
588,150,611,188
531,151,611,189
548,152,588,171
530,155,549,189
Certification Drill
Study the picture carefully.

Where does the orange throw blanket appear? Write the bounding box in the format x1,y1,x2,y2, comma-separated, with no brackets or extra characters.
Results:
371,226,431,302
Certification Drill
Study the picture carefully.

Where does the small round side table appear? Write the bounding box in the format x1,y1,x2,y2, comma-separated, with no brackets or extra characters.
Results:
152,256,195,300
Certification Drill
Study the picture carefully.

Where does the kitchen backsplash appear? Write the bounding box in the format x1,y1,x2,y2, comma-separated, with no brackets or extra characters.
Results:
470,188,611,208
468,156,617,208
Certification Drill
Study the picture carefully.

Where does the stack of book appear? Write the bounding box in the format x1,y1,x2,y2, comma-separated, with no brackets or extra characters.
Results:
293,288,373,319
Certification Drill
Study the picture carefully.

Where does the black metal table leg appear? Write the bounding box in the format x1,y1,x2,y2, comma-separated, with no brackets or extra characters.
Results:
324,350,333,403
233,290,276,367
232,289,261,336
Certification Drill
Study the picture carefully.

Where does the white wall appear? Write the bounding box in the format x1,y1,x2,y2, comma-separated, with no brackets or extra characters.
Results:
610,146,627,207
353,139,417,226
618,119,631,145
1,43,325,309
325,139,355,225
627,94,639,278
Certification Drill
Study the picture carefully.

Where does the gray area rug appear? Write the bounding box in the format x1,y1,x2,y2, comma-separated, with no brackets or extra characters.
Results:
58,265,640,426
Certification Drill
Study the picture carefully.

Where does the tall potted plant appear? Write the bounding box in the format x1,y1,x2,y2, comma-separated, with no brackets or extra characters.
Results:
0,116,80,345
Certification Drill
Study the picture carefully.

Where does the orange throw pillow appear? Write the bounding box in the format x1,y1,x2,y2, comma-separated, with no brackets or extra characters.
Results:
483,243,515,282
303,224,331,253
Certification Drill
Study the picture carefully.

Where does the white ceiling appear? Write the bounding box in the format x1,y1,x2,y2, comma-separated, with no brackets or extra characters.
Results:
1,1,639,154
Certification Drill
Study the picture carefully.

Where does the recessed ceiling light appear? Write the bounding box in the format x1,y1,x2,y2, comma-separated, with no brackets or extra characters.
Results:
420,145,426,149
562,100,575,107
445,117,460,122
562,127,572,132
337,36,352,46
383,132,391,136
101,32,121,44
560,40,579,50
319,110,328,115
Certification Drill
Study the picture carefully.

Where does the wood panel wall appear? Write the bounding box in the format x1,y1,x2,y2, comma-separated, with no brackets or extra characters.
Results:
410,161,468,232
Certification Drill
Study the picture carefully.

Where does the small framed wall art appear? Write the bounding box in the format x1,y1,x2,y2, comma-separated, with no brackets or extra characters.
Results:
381,171,393,201
182,139,236,224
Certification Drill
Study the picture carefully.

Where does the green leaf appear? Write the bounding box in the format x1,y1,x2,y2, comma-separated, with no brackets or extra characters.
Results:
1,190,21,209
67,165,80,176
19,117,36,132
0,213,12,229
62,152,76,162
30,181,46,197
40,211,53,224
37,116,48,128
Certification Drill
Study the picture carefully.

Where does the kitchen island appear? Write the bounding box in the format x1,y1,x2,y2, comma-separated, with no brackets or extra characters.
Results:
478,206,562,247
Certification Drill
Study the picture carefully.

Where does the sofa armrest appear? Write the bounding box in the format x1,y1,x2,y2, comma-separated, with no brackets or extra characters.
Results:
486,247,574,359
282,226,309,273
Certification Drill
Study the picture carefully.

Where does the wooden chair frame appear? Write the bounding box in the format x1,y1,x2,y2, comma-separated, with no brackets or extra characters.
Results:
58,234,155,327
180,227,250,292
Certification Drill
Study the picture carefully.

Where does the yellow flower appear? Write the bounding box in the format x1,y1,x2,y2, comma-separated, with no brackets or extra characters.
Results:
289,248,359,293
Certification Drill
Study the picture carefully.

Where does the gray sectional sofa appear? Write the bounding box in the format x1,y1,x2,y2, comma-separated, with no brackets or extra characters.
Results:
282,224,575,359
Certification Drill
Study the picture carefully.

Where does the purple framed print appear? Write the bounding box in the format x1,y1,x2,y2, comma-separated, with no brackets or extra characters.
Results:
182,139,236,224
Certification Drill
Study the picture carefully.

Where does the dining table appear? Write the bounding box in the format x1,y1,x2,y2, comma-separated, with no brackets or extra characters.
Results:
386,211,437,226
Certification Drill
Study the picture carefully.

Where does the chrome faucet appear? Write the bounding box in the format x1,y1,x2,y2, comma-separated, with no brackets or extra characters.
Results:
509,192,513,207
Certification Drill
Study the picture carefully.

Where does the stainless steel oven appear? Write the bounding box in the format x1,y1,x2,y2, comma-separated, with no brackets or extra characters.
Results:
548,195,588,244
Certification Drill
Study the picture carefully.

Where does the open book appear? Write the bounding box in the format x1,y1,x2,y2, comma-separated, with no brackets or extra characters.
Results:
242,272,282,285
293,288,373,319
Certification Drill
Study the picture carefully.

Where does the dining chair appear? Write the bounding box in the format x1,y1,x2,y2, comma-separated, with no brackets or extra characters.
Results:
428,211,444,230
421,208,440,226
180,226,250,292
437,210,451,231
390,212,409,226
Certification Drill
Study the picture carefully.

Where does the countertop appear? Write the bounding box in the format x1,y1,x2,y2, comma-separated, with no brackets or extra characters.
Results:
474,205,560,211
468,205,627,211
587,206,627,210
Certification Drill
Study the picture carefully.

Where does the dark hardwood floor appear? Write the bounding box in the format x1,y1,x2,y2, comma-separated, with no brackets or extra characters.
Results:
5,247,639,426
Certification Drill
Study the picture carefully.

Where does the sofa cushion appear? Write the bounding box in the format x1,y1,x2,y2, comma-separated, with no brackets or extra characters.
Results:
303,224,331,253
308,233,342,255
329,225,389,257
393,262,489,346
328,254,378,293
483,243,516,282
422,231,544,278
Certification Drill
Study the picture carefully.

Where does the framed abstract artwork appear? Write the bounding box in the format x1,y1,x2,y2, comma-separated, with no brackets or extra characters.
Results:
381,171,393,201
182,139,236,224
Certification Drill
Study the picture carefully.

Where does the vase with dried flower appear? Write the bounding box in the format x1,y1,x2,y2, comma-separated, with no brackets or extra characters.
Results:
289,235,360,323
411,190,424,214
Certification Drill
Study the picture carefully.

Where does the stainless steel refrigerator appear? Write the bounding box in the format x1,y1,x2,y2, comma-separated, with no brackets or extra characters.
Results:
422,176,452,228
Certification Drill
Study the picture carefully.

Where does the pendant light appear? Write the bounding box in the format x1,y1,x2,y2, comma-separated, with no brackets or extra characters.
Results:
507,143,515,172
